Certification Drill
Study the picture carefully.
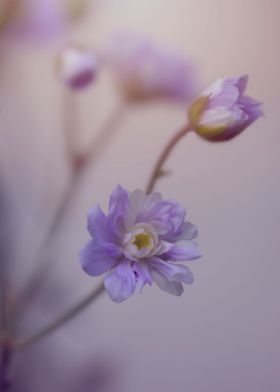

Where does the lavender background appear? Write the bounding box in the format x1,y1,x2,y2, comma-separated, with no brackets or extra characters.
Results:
0,0,279,391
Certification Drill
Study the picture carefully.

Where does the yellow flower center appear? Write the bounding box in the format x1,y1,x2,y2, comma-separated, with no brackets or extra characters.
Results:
133,232,152,250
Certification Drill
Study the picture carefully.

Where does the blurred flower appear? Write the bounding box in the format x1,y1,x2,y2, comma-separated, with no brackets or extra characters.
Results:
0,0,18,30
0,0,65,42
188,75,263,141
56,44,98,89
0,0,89,43
80,186,201,302
65,0,89,21
104,32,197,102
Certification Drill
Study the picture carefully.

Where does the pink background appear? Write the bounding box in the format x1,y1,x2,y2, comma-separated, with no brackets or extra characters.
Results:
0,0,279,391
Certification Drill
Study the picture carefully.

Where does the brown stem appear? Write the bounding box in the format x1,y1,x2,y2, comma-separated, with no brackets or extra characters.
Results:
0,286,12,391
0,337,12,391
145,124,192,194
15,282,105,350
17,100,128,313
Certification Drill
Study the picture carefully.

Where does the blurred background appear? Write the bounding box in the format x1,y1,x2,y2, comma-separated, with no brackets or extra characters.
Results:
0,0,279,391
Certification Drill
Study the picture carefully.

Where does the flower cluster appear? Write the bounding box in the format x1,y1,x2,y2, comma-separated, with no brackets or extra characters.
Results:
80,186,201,302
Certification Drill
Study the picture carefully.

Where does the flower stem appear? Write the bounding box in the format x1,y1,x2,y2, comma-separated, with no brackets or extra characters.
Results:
17,100,128,315
14,282,105,350
145,124,192,194
0,335,13,392
0,284,12,391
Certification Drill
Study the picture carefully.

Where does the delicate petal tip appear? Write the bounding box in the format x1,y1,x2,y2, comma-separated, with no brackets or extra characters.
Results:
235,74,249,94
151,269,184,296
177,221,199,240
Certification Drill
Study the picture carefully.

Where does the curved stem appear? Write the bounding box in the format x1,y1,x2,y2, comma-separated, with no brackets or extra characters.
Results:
0,286,12,391
0,337,12,391
18,100,128,312
145,124,192,194
15,282,105,350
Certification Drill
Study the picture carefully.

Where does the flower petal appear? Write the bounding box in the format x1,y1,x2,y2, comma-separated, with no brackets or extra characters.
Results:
80,240,117,276
151,269,184,296
87,206,108,239
108,185,131,236
137,199,186,240
126,189,162,226
164,240,202,261
176,221,198,240
235,75,248,95
131,261,153,291
104,260,136,302
150,258,194,284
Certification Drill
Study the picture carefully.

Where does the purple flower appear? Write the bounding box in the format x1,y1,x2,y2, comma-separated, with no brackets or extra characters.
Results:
103,32,197,102
0,0,65,42
56,44,98,90
0,0,88,43
80,186,201,302
188,75,263,141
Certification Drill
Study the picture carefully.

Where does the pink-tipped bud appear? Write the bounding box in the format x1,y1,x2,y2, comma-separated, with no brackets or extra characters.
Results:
189,75,263,141
188,75,263,141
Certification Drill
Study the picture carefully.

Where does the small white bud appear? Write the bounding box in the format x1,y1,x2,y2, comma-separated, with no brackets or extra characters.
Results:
56,44,98,90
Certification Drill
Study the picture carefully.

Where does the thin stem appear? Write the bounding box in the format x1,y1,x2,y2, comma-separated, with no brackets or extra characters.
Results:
62,89,80,166
0,334,12,392
0,284,7,333
0,285,12,391
18,100,128,312
81,99,129,169
145,124,192,194
15,282,105,350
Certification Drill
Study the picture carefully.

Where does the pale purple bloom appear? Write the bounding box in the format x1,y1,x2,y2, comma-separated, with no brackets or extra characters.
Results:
80,186,201,302
188,75,263,141
57,44,98,90
104,32,197,102
0,0,66,42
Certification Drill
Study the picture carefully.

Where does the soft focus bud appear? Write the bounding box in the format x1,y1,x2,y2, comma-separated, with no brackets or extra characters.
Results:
64,0,88,20
0,0,66,42
188,75,263,141
57,44,98,90
0,0,18,29
104,32,197,102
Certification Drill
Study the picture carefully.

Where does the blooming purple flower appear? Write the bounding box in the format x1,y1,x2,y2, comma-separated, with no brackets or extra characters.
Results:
188,75,263,141
80,186,201,302
103,32,197,102
57,44,98,90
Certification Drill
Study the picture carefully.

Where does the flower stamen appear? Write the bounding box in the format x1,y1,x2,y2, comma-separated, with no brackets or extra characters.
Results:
133,233,152,250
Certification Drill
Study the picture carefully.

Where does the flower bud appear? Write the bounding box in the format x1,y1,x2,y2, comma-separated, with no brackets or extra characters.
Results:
0,0,18,29
64,0,88,20
188,75,263,141
104,32,197,102
56,44,98,90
